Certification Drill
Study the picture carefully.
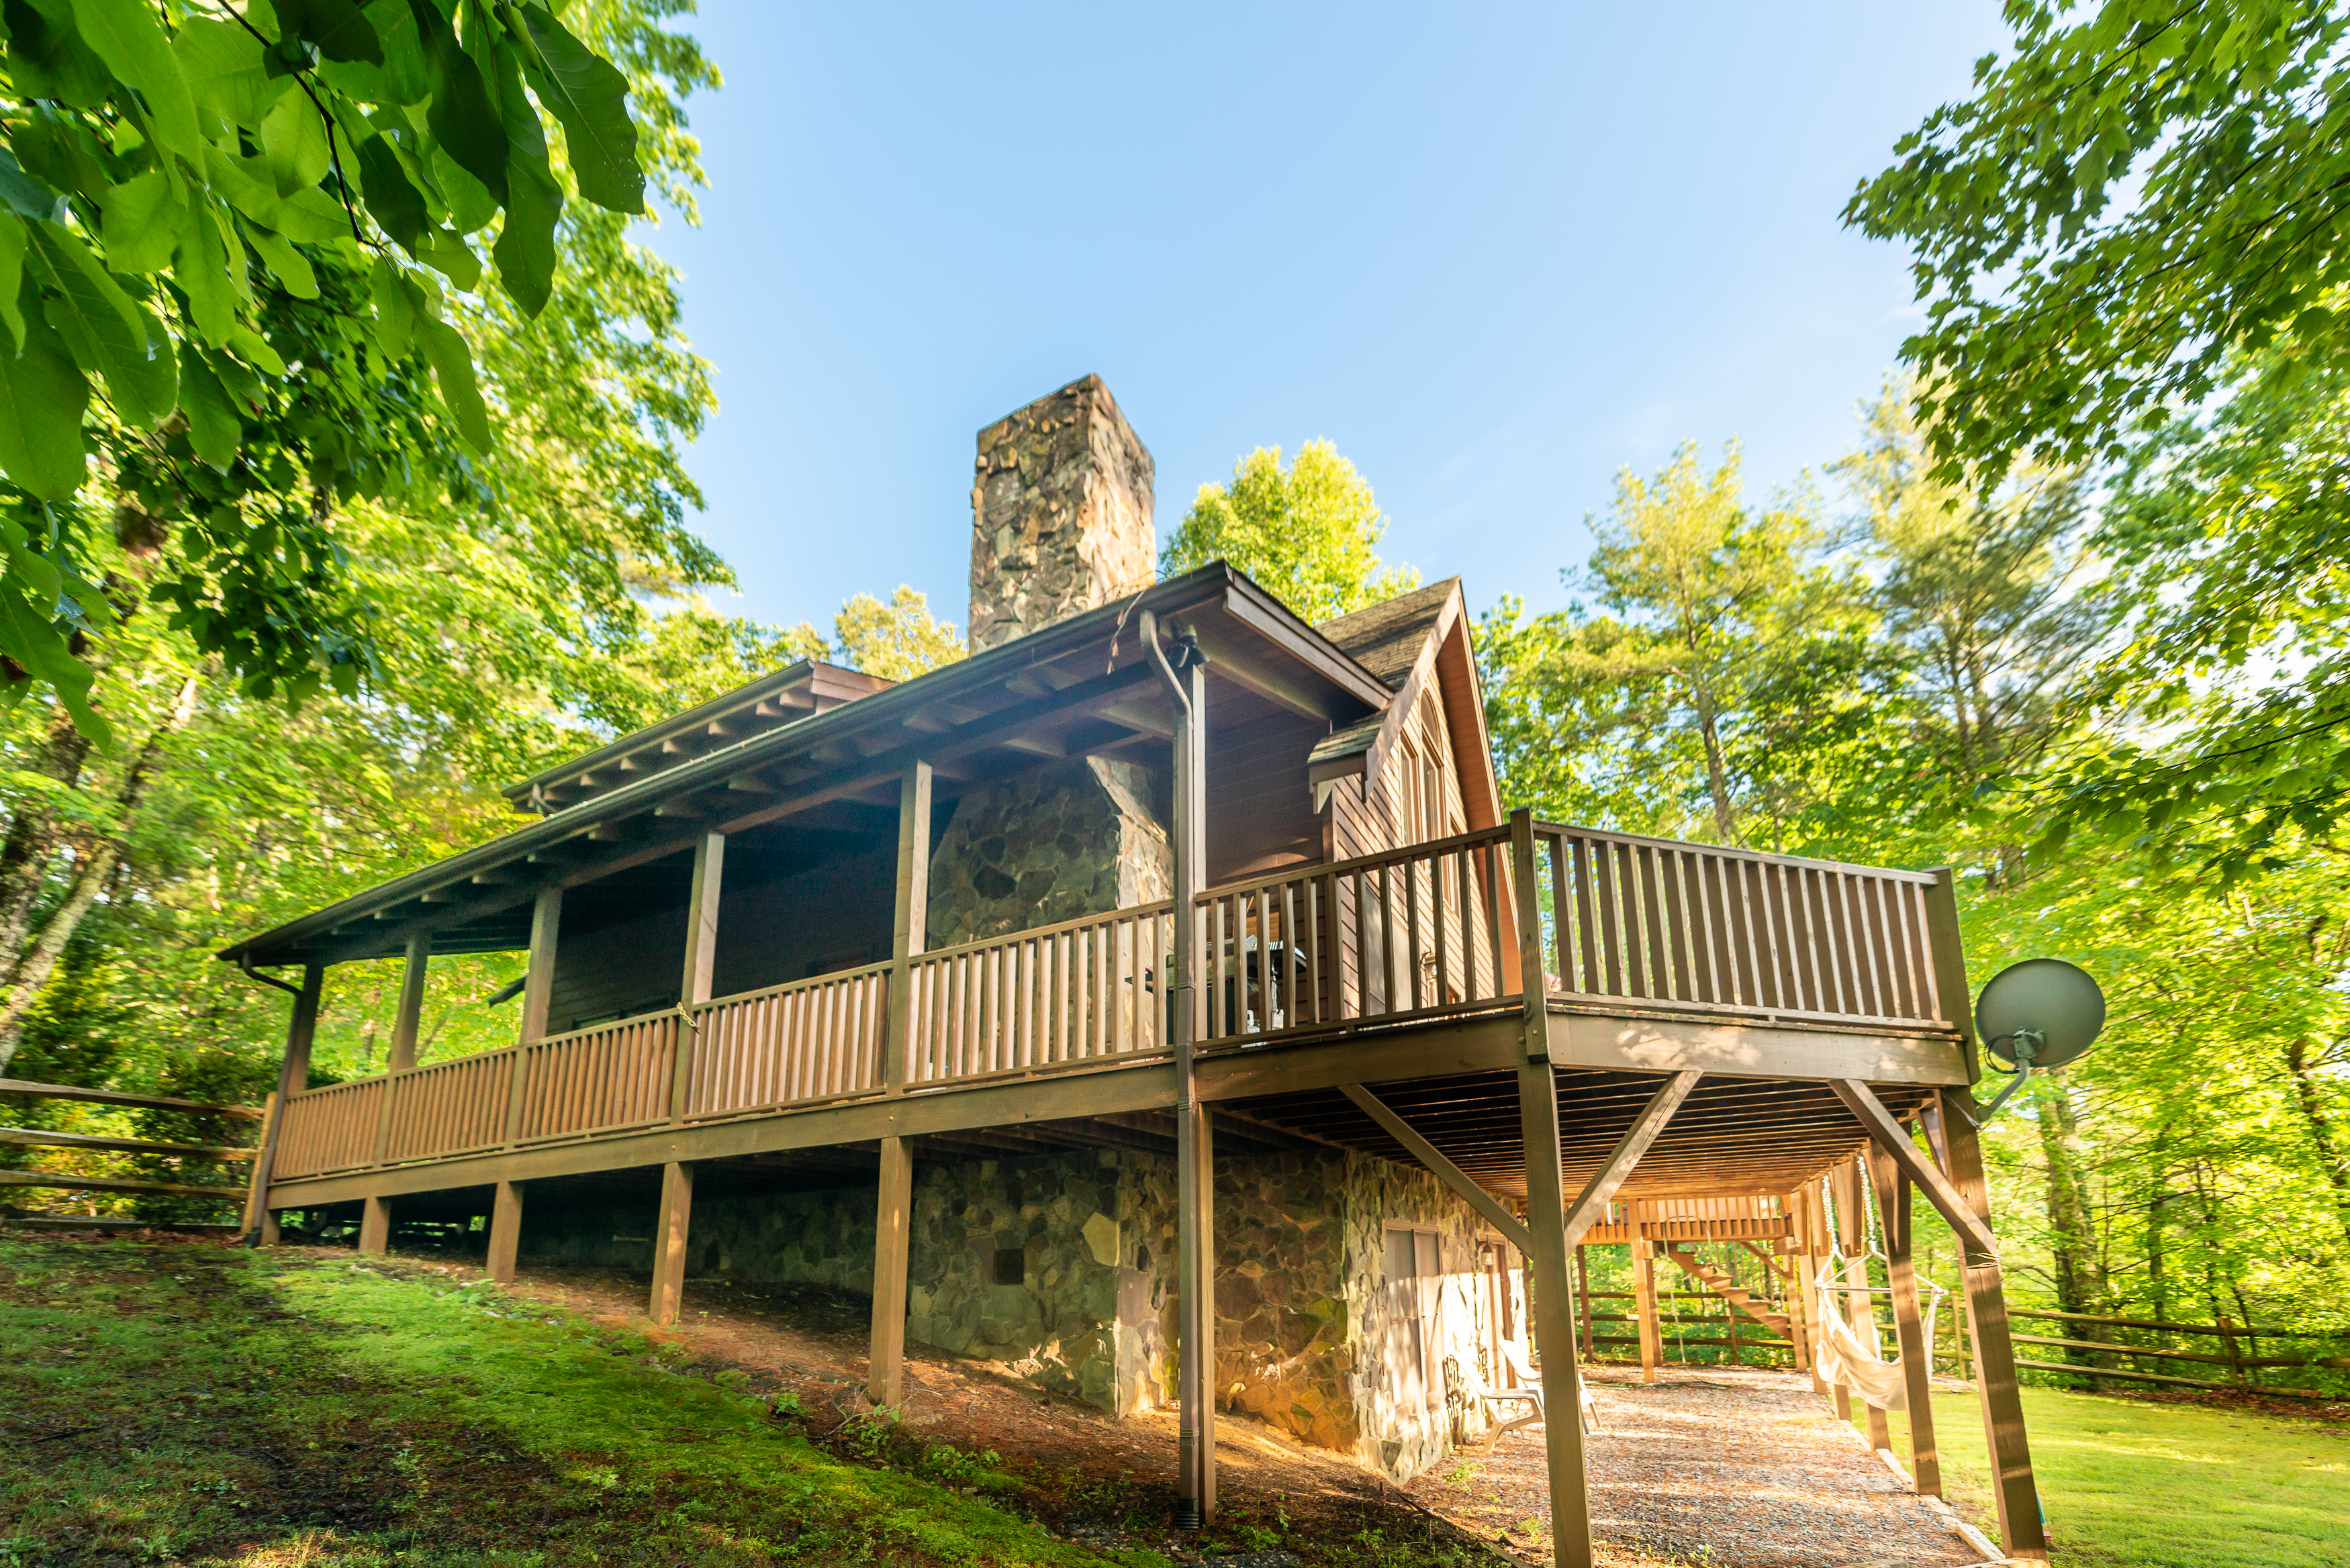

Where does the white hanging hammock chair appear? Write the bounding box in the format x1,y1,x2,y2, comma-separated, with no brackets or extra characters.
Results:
1812,1254,1942,1411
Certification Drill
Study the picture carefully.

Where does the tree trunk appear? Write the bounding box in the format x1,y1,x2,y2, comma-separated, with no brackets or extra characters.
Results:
2034,1079,2109,1381
2283,1034,2350,1256
0,706,94,991
0,678,198,1075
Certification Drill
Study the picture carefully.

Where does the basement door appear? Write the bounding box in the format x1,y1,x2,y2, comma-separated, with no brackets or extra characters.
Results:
1382,1226,1442,1420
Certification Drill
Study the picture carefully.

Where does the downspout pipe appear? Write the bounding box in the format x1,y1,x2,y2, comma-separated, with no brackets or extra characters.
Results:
1144,609,1215,1527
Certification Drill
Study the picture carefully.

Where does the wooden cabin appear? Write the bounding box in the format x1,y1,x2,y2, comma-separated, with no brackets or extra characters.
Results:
225,377,2051,1565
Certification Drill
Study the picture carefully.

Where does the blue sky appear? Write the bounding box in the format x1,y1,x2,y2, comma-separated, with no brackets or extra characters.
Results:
639,2,2010,637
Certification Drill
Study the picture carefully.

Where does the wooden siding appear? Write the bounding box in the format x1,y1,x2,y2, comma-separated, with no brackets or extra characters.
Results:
1207,708,1327,885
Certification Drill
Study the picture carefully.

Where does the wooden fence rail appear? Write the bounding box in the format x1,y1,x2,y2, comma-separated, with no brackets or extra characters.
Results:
0,1079,262,1205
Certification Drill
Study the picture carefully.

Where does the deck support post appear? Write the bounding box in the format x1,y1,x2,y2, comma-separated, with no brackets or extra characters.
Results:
358,1195,390,1254
1867,1144,1940,1496
1791,1186,1824,1393
867,1135,914,1406
487,1179,524,1285
1632,1241,1660,1381
1924,1093,2050,1563
1515,1059,1595,1568
389,934,430,1073
652,1160,694,1326
1834,1157,1892,1450
242,962,323,1242
1152,617,1214,1528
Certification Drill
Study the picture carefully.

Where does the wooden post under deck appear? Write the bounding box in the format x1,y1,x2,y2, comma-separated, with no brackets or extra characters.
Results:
388,934,430,1073
1835,1157,1892,1451
1517,1061,1595,1568
1925,1093,2049,1563
1792,1186,1825,1394
1633,1240,1661,1382
868,761,931,1408
867,1136,913,1406
652,1160,694,1326
358,1195,390,1255
1868,1143,1941,1496
487,1179,524,1284
243,962,323,1241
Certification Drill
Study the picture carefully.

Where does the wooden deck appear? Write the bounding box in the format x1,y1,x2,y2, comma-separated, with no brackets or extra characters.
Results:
263,822,1967,1208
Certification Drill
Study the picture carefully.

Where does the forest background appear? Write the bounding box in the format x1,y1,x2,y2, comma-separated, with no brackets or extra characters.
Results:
2,0,2347,1387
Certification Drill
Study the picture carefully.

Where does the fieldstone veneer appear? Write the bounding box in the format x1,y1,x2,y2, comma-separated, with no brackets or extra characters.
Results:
966,374,1155,654
925,758,1171,948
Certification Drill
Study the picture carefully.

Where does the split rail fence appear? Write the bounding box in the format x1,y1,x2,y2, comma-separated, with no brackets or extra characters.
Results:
0,1077,261,1208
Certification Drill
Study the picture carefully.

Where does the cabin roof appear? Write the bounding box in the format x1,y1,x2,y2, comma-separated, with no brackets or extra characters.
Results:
500,661,894,816
1313,577,1460,689
219,561,1407,969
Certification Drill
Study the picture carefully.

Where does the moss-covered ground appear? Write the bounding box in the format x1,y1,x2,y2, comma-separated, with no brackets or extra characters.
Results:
0,1236,1212,1567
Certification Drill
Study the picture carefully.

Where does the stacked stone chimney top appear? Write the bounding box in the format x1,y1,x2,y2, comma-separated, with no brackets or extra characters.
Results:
968,375,1156,654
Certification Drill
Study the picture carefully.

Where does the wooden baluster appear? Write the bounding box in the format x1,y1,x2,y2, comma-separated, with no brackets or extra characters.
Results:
1483,840,1507,999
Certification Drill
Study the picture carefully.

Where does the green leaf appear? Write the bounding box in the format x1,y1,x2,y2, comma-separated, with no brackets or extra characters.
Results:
23,219,176,430
1,0,113,109
0,535,107,751
369,252,417,356
489,32,559,315
355,133,429,252
417,315,487,451
259,92,334,197
274,0,383,65
316,0,428,103
0,147,69,224
173,197,242,346
416,227,480,291
513,2,643,215
98,168,179,274
430,145,499,234
66,0,206,171
421,13,508,205
175,16,292,135
227,322,285,377
0,277,89,499
239,218,318,299
492,156,559,317
176,340,240,468
0,216,23,349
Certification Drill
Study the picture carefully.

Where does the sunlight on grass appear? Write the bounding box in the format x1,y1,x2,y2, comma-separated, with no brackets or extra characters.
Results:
1882,1386,2350,1568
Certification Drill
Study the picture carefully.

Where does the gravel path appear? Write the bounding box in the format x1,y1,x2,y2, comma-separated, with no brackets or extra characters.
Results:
1409,1364,1991,1567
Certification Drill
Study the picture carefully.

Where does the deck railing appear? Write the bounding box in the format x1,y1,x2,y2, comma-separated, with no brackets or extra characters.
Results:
269,820,1961,1181
686,961,890,1118
1195,826,1516,1048
908,901,1176,1083
1528,824,1945,1029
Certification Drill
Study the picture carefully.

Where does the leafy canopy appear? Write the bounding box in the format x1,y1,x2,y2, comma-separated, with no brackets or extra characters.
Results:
1159,440,1417,622
1847,0,2350,865
0,0,650,744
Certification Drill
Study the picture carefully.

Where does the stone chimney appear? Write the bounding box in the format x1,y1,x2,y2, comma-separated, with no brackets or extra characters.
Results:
968,375,1156,652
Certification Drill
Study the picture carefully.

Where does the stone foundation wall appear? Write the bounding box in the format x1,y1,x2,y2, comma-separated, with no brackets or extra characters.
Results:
516,1140,1503,1481
1212,1150,1355,1451
1342,1153,1502,1481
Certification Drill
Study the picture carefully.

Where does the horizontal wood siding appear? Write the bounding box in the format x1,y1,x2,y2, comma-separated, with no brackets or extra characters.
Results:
1207,709,1326,885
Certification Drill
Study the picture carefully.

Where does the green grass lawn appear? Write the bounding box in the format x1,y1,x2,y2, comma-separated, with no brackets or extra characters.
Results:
0,1236,1177,1567
1883,1385,2350,1568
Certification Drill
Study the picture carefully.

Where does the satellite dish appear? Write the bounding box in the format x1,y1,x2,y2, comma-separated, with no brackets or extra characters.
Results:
1975,958,2106,1113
